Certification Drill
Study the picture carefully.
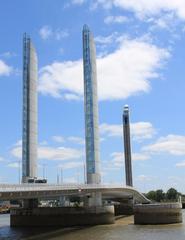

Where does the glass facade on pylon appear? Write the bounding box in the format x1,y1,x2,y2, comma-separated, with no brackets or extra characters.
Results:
83,25,100,183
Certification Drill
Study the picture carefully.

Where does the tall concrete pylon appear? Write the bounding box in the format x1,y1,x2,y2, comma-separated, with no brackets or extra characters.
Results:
22,33,38,183
123,105,133,187
83,25,101,206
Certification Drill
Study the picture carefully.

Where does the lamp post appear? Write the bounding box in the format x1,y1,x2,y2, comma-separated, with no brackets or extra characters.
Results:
60,167,63,184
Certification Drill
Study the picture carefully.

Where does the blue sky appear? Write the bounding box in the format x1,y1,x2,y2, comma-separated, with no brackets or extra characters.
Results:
1,0,185,193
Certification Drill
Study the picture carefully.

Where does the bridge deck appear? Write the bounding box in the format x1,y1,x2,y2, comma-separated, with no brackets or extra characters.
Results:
0,184,150,204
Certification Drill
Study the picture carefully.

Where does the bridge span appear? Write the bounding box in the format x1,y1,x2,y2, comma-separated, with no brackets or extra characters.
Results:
0,183,149,204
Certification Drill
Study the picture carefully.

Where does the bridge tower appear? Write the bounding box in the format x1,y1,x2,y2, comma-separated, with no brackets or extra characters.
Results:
123,105,133,187
83,25,101,206
22,33,38,183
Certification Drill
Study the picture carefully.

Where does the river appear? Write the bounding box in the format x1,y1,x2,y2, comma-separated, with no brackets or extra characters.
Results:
0,211,185,240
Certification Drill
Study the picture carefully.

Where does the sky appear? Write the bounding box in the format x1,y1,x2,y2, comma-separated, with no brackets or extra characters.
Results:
1,0,185,193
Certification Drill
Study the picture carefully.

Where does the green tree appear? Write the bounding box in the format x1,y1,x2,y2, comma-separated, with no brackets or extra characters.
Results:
166,188,178,200
156,189,165,202
146,191,157,201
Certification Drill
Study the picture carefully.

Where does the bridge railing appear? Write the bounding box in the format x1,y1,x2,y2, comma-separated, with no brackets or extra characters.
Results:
0,183,135,192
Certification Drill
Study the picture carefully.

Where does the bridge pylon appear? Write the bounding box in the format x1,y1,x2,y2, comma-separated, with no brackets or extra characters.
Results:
123,105,133,187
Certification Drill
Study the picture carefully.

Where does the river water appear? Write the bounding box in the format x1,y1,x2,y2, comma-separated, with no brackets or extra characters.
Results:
0,211,185,240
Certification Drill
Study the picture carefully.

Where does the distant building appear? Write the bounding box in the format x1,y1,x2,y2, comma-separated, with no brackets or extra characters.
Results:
22,34,38,183
82,25,101,185
123,105,133,187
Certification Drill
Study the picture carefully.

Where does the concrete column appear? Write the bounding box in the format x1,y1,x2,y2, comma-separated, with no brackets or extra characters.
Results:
84,192,102,207
22,199,38,209
22,33,38,183
59,196,66,206
123,105,133,187
83,25,102,206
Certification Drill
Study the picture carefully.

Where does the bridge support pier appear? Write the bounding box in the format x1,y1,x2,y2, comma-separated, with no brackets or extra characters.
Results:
10,205,115,227
114,198,134,216
22,199,38,209
58,196,66,206
84,192,102,207
134,203,182,224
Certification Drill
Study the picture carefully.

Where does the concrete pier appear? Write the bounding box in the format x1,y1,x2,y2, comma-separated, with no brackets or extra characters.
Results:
114,204,133,216
134,203,182,224
114,199,134,216
10,206,115,227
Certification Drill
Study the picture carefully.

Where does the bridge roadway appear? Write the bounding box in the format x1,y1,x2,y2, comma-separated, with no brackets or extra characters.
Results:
0,184,149,204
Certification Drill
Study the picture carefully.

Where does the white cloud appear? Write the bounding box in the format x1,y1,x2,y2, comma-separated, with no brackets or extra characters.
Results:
39,141,48,146
39,59,82,98
131,122,156,141
100,123,122,137
39,26,69,40
150,18,169,30
95,32,120,45
0,60,12,76
58,161,83,169
67,136,85,145
39,37,169,101
63,0,86,8
52,135,85,145
38,146,83,161
111,152,124,167
104,15,129,24
11,146,83,161
14,139,22,146
136,174,151,182
0,52,16,58
39,26,53,40
0,157,4,162
143,135,185,156
55,29,69,40
132,153,150,161
10,146,22,158
148,12,178,31
94,0,185,20
95,34,115,44
71,0,85,5
7,162,20,168
52,136,65,143
63,93,81,101
100,121,156,141
176,161,185,167
109,151,149,169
